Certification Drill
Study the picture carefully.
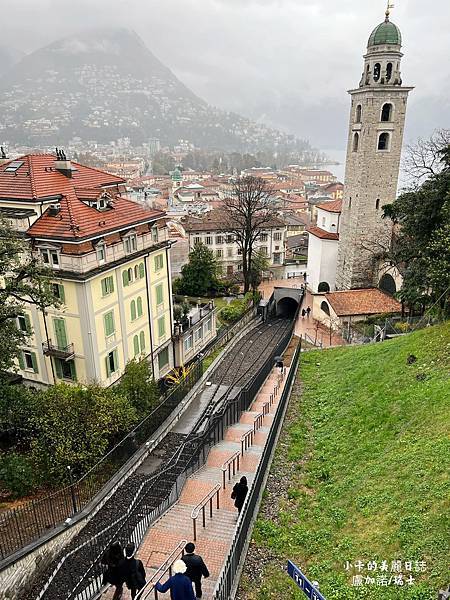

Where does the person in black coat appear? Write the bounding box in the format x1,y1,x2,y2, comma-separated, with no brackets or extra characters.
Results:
231,476,248,514
101,541,124,599
119,542,146,599
181,542,210,599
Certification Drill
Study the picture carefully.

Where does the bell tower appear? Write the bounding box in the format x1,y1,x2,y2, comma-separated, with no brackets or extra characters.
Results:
335,4,413,290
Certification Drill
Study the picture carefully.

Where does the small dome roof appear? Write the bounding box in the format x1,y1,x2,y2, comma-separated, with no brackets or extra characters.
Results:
368,19,402,47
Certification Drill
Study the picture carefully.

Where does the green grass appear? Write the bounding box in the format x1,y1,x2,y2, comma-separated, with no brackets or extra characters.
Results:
240,322,450,599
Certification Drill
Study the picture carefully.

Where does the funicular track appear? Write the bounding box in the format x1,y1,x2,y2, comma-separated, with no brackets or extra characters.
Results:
21,314,296,600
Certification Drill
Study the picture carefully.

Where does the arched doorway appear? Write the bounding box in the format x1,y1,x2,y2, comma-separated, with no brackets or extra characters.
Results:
379,273,396,295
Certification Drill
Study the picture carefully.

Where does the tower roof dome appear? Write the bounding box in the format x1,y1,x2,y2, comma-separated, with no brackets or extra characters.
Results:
368,19,402,47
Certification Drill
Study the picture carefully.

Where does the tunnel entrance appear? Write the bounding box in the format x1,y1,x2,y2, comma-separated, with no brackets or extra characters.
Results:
276,296,299,318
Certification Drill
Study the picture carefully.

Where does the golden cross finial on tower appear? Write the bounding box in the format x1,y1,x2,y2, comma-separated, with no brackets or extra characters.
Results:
385,1,394,20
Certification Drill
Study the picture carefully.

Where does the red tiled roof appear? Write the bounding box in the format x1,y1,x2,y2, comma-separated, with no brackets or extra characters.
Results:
324,288,401,316
307,226,339,240
0,154,125,200
316,199,342,213
27,193,165,241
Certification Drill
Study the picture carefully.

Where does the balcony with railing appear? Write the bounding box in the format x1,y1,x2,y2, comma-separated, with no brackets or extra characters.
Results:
42,339,75,360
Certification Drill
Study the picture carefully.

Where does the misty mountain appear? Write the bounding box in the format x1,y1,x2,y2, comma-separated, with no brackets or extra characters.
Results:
0,45,25,77
0,28,309,152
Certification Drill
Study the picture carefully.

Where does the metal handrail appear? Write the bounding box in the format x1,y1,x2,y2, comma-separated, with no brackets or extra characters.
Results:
221,451,241,489
253,412,264,433
240,429,254,455
135,539,187,600
191,483,221,541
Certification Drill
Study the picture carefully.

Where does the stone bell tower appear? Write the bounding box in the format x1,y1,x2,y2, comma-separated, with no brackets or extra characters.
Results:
335,5,413,290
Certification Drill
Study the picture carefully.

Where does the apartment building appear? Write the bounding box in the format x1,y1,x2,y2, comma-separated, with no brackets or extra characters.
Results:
0,152,174,386
182,209,287,276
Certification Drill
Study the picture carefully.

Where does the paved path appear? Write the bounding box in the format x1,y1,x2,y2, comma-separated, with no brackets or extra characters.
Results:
102,363,292,600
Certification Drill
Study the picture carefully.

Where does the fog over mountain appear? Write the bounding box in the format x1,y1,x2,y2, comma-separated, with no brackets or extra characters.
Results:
0,0,448,151
0,29,312,152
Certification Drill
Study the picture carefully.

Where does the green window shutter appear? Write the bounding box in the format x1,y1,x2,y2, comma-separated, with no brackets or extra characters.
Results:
139,262,145,279
104,311,115,336
24,313,32,333
137,297,143,317
18,352,25,370
70,360,77,381
30,352,39,373
101,278,107,296
122,270,129,287
133,335,140,356
158,316,165,338
130,300,136,321
105,355,111,377
58,284,65,303
55,358,63,379
53,318,68,348
108,276,114,293
156,284,163,305
139,331,145,351
113,349,119,372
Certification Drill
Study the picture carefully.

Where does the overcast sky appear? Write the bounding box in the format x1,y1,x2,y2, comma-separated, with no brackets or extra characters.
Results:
1,0,449,151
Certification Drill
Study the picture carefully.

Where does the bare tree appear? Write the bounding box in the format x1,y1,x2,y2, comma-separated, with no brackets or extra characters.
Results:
224,176,279,293
403,129,450,184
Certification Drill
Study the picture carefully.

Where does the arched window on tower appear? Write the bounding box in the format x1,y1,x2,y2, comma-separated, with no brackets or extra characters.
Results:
386,62,393,82
378,132,390,151
355,104,362,123
381,103,393,122
353,132,359,152
320,300,331,315
365,64,370,85
373,63,381,82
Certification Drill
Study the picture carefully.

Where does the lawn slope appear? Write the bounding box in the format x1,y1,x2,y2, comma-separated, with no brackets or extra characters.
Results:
239,322,450,600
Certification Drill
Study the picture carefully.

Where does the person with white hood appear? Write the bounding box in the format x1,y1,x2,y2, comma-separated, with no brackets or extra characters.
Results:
155,559,196,600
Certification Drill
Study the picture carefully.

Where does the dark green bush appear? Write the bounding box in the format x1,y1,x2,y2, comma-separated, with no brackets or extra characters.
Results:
0,452,36,498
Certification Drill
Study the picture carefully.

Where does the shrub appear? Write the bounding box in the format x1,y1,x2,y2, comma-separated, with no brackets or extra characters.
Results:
0,452,35,498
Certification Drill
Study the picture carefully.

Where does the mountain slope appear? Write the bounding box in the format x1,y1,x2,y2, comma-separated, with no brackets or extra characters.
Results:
0,45,24,77
0,29,308,152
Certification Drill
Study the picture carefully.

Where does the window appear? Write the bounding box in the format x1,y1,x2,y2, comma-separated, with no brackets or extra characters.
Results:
376,198,380,210
156,284,164,305
133,335,140,356
205,236,212,245
378,132,390,151
227,247,233,257
260,233,268,242
40,248,60,267
194,236,201,245
158,347,169,370
130,300,137,321
105,349,119,376
101,276,114,297
21,351,38,373
154,254,164,271
216,248,223,258
355,104,362,123
238,263,243,271
273,253,281,264
55,358,76,380
184,334,193,352
373,62,381,82
226,235,233,244
151,226,159,243
124,234,137,254
103,311,115,337
137,296,143,317
216,235,224,244
53,317,68,349
318,281,330,293
322,217,326,227
127,267,133,284
386,62,393,82
274,232,282,241
4,160,24,173
194,327,202,342
138,262,145,279
52,283,66,302
237,248,242,255
353,132,359,152
139,331,145,352
260,247,268,256
205,318,212,333
122,270,130,287
349,196,352,209
321,301,330,316
96,243,106,262
158,316,166,339
381,103,393,122
134,265,139,280
17,314,31,333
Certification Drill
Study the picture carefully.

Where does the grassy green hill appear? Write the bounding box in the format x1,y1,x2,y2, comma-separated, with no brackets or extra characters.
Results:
239,322,450,599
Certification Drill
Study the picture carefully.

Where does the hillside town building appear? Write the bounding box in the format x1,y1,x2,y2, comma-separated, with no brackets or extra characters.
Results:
0,153,176,386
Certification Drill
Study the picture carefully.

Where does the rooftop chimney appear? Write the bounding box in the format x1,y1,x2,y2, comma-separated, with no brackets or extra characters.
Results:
54,147,73,178
0,146,9,166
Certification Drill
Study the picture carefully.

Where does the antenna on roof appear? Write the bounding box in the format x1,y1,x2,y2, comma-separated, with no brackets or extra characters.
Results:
385,0,394,21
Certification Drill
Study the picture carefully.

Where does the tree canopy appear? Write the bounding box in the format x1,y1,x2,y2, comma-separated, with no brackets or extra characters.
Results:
175,241,220,296
383,138,450,314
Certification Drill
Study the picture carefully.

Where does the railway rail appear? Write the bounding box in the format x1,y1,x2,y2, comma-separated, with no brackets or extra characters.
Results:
20,314,296,600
